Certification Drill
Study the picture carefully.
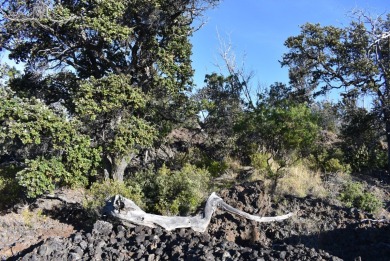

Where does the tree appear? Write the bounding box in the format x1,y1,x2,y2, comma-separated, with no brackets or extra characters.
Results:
235,83,320,194
195,35,254,160
339,96,387,172
0,0,219,192
281,10,390,171
236,82,319,158
196,73,244,159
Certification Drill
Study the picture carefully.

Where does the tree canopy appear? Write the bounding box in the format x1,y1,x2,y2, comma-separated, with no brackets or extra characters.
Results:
281,11,390,170
0,0,219,196
0,1,388,213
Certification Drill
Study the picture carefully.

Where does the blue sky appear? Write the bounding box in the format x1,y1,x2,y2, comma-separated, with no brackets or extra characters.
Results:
190,0,389,101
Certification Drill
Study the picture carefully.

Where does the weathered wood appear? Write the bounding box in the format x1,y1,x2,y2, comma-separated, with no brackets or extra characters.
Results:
104,193,293,232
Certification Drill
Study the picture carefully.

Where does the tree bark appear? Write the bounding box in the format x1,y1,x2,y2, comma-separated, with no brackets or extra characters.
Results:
111,156,128,182
386,119,390,173
104,193,293,232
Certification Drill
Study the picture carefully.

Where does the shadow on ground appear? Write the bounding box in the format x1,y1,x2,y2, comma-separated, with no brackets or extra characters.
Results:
281,221,390,261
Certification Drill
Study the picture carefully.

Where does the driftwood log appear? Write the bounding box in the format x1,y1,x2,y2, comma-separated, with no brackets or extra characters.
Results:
104,193,293,232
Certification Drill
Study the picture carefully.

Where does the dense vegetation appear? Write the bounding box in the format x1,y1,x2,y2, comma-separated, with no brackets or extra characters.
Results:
0,1,388,215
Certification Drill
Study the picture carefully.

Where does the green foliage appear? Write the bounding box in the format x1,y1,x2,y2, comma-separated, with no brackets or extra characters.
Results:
281,15,390,170
75,74,157,156
133,164,211,216
339,181,382,213
17,157,68,198
0,89,101,198
155,164,211,215
324,158,350,174
196,73,244,158
237,93,320,164
250,152,270,171
206,160,229,177
0,64,20,88
84,179,144,221
0,0,217,183
0,165,23,210
309,143,351,174
340,107,387,172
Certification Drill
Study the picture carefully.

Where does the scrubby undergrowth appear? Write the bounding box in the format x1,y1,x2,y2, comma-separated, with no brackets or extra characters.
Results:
1,177,389,261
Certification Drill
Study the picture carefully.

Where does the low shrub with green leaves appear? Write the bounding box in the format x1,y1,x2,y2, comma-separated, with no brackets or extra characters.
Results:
324,158,350,174
0,165,23,210
250,152,272,172
0,91,101,199
205,160,228,177
84,179,144,219
339,181,382,213
133,163,211,216
17,157,72,198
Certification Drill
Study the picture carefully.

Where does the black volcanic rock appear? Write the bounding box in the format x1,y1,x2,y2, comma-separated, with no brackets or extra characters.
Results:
14,181,390,261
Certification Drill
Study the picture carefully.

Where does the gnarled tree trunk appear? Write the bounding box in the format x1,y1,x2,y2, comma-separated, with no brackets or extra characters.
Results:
104,193,293,232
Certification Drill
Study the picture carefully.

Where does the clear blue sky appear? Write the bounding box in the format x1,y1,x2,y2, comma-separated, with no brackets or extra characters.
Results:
190,0,389,99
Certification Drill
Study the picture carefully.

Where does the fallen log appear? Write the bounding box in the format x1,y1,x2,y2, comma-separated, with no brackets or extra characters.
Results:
104,192,293,232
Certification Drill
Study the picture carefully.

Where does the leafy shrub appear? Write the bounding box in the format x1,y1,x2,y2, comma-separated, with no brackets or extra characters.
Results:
324,158,350,174
206,160,229,177
250,152,270,171
133,163,211,216
339,181,382,213
0,92,101,199
0,165,23,210
84,179,144,218
309,144,350,174
16,157,86,198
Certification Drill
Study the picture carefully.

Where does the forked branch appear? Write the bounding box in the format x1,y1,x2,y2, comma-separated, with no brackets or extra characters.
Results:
104,193,293,232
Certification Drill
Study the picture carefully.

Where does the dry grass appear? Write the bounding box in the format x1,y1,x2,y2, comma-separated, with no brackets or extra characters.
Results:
250,162,328,198
276,164,327,198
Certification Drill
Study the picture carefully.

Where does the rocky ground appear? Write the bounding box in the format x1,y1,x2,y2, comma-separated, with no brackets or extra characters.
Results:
1,181,389,261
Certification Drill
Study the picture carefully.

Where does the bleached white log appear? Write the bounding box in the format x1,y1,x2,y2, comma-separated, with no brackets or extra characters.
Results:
104,192,293,232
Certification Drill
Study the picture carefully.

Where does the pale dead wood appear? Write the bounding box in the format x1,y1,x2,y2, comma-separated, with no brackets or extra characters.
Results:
104,193,293,232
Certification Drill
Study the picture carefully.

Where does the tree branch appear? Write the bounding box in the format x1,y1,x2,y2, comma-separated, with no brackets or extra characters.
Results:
104,193,293,232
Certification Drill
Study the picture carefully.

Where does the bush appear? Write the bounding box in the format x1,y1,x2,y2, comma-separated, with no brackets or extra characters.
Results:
84,179,144,219
324,158,350,174
0,165,24,210
206,160,229,177
250,153,270,171
16,157,67,198
133,163,211,216
339,181,382,213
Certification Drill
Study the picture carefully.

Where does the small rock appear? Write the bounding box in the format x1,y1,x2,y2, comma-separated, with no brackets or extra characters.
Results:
278,251,287,259
136,234,145,245
68,252,82,260
147,253,155,261
93,221,113,236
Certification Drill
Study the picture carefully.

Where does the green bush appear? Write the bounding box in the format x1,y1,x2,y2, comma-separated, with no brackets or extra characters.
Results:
250,152,271,171
84,179,144,218
324,158,350,174
133,163,211,216
206,160,228,177
339,181,382,213
16,157,83,198
0,165,23,210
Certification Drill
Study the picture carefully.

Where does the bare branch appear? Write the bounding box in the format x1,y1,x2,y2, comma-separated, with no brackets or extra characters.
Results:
214,30,256,109
105,193,293,232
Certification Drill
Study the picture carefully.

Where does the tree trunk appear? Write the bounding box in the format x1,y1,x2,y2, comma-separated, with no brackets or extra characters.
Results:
104,193,293,232
386,119,390,173
111,156,128,182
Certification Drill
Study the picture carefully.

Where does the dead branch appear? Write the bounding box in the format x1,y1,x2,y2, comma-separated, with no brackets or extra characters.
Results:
104,192,293,232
